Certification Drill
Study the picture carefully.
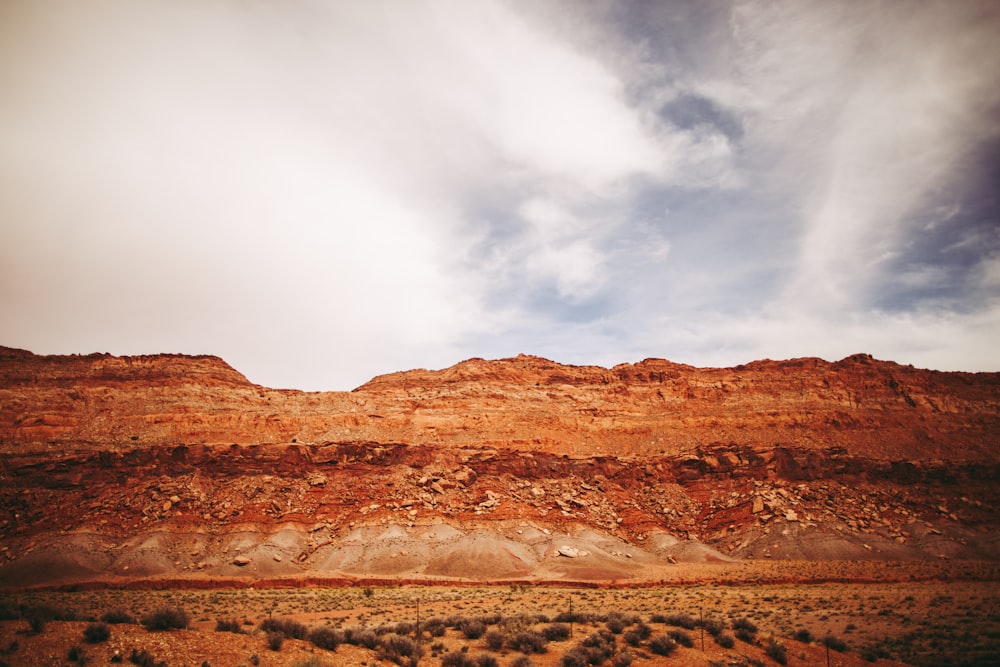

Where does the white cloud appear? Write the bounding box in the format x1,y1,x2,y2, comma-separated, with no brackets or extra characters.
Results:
459,10,661,192
976,257,1000,290
0,0,679,388
1,0,998,389
516,198,606,300
728,1,1000,313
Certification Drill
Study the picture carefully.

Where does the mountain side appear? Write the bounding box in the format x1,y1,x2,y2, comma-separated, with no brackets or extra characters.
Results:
354,352,1000,461
2,348,997,461
0,347,998,587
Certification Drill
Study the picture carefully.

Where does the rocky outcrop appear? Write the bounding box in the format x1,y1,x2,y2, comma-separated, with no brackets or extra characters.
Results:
2,348,998,462
0,347,998,587
0,438,996,585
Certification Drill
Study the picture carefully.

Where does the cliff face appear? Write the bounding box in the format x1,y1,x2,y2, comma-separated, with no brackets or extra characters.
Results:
0,347,998,587
2,348,997,462
354,353,999,461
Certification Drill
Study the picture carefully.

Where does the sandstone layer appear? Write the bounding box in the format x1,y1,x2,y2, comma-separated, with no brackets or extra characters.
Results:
0,346,997,588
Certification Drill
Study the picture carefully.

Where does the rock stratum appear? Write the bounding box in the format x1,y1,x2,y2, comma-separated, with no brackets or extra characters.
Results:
0,346,998,588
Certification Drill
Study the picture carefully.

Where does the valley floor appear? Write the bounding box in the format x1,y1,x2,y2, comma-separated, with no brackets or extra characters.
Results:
1,561,997,667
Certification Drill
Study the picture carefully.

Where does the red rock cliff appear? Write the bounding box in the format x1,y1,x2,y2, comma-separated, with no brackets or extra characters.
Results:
1,347,998,585
2,348,997,463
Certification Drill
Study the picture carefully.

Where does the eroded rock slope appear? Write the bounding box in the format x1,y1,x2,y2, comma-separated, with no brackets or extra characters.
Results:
0,346,997,586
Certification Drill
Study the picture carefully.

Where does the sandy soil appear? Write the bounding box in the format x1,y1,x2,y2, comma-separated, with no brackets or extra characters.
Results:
2,566,997,667
0,616,912,667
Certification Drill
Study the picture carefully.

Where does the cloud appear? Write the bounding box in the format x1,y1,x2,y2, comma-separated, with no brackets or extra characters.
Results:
726,0,1000,312
977,257,1000,290
0,0,683,388
1,0,998,389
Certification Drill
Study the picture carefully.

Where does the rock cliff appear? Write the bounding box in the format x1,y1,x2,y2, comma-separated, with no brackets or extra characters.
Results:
0,346,997,587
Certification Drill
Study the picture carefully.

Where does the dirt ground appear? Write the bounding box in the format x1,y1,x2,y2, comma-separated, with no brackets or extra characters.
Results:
0,616,905,667
1,563,997,667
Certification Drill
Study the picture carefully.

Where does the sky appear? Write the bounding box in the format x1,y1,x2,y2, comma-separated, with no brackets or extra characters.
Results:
1,0,999,391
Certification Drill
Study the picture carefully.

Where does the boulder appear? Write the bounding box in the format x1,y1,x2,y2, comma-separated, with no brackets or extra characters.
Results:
558,545,588,558
454,469,477,487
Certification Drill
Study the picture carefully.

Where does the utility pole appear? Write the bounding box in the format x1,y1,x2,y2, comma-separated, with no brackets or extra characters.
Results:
826,633,831,667
569,596,574,638
700,606,705,652
415,596,421,642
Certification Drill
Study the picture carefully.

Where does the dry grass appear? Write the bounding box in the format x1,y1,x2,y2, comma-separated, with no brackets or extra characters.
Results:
1,569,998,666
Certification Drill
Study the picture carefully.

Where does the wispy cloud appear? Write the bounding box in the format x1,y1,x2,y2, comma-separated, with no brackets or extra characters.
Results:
726,1,1000,312
1,0,997,389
